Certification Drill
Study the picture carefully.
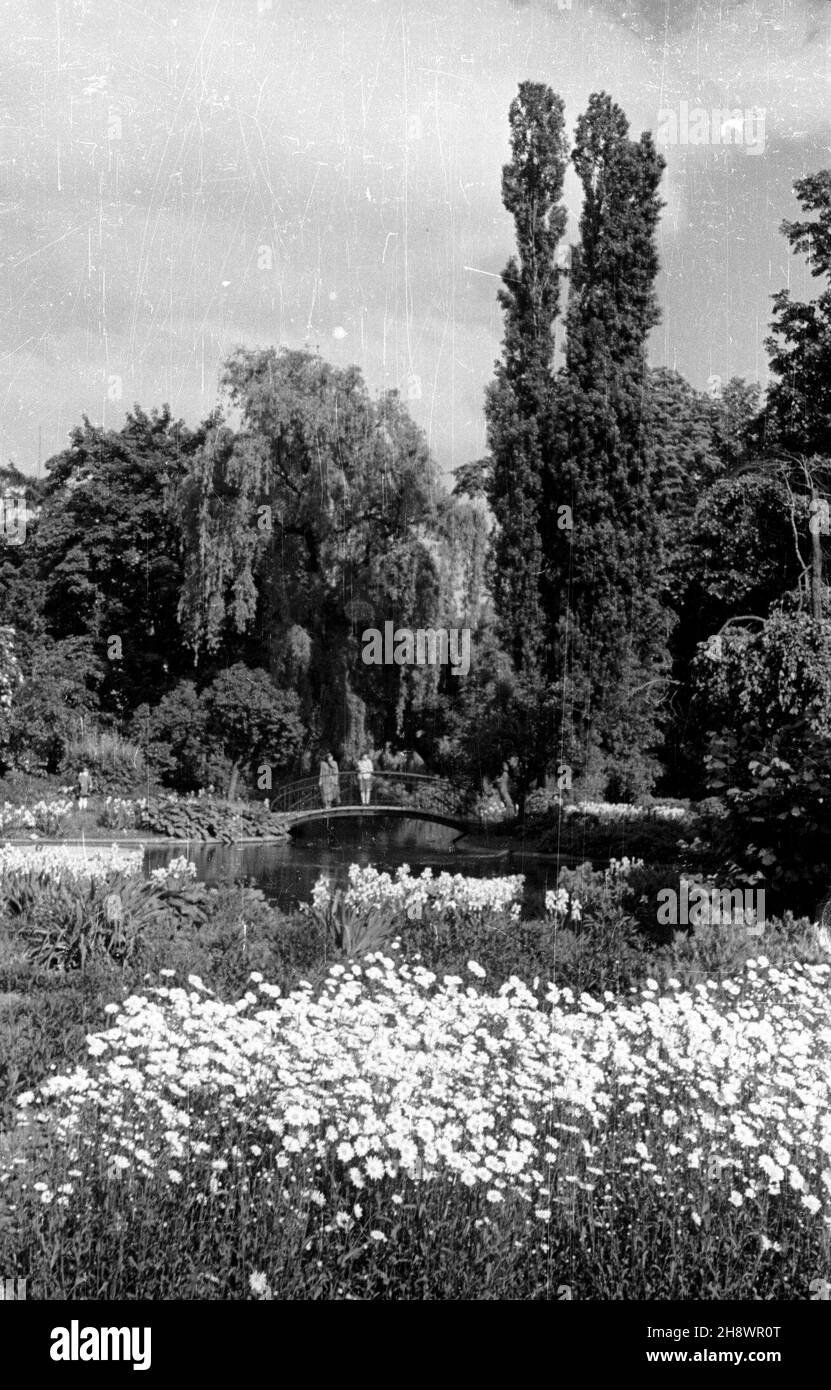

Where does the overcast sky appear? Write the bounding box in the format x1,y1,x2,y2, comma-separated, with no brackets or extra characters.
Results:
0,0,829,477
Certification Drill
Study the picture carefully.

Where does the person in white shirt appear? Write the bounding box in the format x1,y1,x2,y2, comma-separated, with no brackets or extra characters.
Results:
356,751,374,806
77,765,92,811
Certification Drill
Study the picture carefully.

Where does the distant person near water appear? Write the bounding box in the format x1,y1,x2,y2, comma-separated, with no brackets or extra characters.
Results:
357,751,374,805
318,752,340,809
77,765,92,811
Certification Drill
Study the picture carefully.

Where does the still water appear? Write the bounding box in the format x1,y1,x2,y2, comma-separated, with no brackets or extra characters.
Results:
143,817,566,918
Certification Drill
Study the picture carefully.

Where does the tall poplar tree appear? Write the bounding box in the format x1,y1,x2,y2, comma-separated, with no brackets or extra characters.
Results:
545,93,668,796
484,82,568,677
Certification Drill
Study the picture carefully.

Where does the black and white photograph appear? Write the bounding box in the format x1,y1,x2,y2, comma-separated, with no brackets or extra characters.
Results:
0,0,830,1358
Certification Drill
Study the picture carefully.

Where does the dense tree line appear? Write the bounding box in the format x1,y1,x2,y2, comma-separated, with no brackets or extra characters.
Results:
0,366,489,795
2,83,831,890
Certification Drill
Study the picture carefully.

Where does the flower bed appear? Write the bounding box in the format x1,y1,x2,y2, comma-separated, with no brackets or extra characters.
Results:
98,796,148,831
0,799,74,837
311,863,525,921
5,949,831,1298
562,800,688,822
3,855,830,1299
0,845,209,973
535,801,694,861
148,855,197,886
0,843,143,884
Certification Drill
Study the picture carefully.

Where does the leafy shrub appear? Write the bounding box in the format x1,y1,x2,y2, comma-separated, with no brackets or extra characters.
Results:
398,900,653,997
33,799,74,836
301,887,398,958
62,728,146,794
0,799,73,837
693,610,831,747
131,682,209,792
523,787,564,818
621,861,700,941
201,665,305,799
4,870,212,971
134,670,306,797
648,913,826,991
6,638,102,777
0,966,120,1127
545,857,660,934
138,795,289,842
137,885,332,999
692,611,831,912
9,877,144,971
97,796,143,831
535,805,694,861
703,720,831,915
475,788,513,822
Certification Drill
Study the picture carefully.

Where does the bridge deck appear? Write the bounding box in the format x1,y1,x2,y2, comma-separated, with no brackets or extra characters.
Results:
280,803,480,834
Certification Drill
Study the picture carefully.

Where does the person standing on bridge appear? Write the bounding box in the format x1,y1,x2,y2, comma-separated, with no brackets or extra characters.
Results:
319,751,340,809
357,750,374,806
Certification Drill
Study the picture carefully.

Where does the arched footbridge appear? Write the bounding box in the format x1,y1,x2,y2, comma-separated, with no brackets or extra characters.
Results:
269,772,483,835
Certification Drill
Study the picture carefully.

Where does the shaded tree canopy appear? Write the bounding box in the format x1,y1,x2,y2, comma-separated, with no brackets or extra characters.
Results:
26,405,212,715
764,171,831,455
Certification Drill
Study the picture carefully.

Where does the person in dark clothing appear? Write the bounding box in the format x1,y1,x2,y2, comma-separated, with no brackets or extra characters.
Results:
319,752,340,808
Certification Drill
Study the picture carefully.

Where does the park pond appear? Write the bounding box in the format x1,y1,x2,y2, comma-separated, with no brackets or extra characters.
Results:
143,818,575,918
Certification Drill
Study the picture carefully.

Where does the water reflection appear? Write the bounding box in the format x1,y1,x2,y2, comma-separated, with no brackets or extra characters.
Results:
144,817,566,918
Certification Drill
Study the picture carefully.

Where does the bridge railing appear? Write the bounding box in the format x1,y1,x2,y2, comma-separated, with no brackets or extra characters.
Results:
269,771,477,820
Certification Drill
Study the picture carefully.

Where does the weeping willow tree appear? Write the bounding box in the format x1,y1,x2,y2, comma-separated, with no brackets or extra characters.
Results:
176,347,482,762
